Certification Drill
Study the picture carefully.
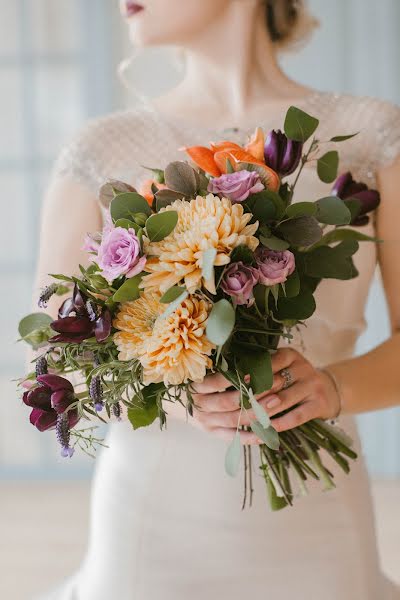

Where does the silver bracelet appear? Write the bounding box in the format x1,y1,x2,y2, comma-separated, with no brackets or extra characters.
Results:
318,367,343,421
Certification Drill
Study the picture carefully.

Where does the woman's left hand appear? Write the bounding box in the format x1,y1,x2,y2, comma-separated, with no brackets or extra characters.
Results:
264,348,341,432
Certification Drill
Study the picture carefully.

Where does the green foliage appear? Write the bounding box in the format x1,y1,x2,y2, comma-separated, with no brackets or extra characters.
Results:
284,106,319,142
155,189,184,210
250,421,280,450
237,350,273,394
160,285,187,303
317,151,339,183
330,133,358,142
260,235,290,251
128,383,165,430
164,161,198,197
110,192,151,222
308,227,378,250
282,269,300,298
277,215,323,247
159,290,189,320
114,218,135,230
112,275,142,302
276,289,316,320
246,190,284,222
285,202,316,219
18,312,53,349
146,211,178,242
206,299,235,346
303,240,359,279
230,245,255,264
224,432,242,477
249,388,270,428
315,196,351,225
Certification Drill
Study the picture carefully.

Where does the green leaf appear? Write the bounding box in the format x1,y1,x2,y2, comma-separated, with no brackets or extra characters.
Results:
110,192,151,222
330,132,359,142
247,191,280,222
308,227,378,250
201,247,217,282
249,388,270,428
155,189,184,210
276,290,316,320
206,299,235,346
250,421,280,450
303,243,359,279
277,215,323,247
127,384,164,430
226,158,235,173
315,196,351,225
237,350,273,394
164,161,198,197
260,235,290,251
99,179,136,209
112,275,142,302
230,245,255,264
159,290,189,320
141,165,165,183
114,218,135,230
343,198,362,221
224,432,242,477
283,269,300,298
146,211,178,242
317,151,339,184
284,106,319,142
160,285,186,303
18,312,53,339
285,202,316,219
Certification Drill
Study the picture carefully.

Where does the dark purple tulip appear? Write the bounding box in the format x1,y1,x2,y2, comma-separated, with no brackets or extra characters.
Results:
264,130,303,176
332,172,380,226
51,284,111,343
23,374,79,432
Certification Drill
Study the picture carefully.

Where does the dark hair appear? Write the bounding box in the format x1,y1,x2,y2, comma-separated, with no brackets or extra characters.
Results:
266,0,307,45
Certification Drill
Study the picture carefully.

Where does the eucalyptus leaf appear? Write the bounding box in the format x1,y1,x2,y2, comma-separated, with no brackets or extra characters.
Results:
276,290,316,320
308,227,378,250
284,106,319,142
237,350,273,394
202,247,217,281
146,211,178,242
99,179,136,209
303,244,358,279
246,191,278,222
110,192,152,222
224,432,242,477
128,384,163,430
249,388,271,428
159,290,189,320
277,215,323,247
260,235,290,251
18,312,53,339
112,275,142,302
250,421,280,450
230,245,255,264
155,189,184,210
164,161,198,197
285,202,316,218
114,218,135,230
330,132,359,142
160,285,187,303
206,299,235,346
315,196,351,225
283,269,300,298
317,151,339,184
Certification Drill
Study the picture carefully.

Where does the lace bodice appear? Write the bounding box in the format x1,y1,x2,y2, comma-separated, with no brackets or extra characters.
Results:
52,91,400,195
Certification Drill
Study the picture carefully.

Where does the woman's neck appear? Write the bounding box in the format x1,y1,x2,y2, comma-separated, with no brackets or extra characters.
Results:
153,1,311,126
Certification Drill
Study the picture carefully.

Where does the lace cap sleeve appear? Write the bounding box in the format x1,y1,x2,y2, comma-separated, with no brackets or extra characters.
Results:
49,109,146,196
373,99,400,171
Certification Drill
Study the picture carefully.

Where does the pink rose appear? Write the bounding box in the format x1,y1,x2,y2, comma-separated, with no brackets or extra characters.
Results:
221,261,259,306
255,248,295,286
97,226,146,282
207,170,264,203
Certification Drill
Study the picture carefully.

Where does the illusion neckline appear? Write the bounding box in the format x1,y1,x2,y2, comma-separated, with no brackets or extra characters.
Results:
136,89,330,136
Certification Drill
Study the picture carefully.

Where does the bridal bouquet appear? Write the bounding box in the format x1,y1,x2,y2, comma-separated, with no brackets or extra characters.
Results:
18,106,380,510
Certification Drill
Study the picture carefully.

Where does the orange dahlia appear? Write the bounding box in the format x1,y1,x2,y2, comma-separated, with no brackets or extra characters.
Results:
141,193,259,294
113,292,214,385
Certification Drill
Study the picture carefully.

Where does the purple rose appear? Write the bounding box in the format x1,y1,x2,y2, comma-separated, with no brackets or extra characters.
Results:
221,261,259,306
208,170,264,203
97,226,146,282
255,248,295,286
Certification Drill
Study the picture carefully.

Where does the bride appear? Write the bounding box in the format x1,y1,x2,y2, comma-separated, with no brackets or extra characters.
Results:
35,1,400,598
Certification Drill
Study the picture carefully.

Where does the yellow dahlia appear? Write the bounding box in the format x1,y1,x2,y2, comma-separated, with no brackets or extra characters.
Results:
141,193,259,294
113,292,215,386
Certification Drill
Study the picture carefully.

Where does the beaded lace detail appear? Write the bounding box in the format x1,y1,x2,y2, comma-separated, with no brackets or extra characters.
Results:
52,91,400,195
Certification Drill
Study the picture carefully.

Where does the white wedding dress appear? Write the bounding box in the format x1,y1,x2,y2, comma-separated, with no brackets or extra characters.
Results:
39,91,400,600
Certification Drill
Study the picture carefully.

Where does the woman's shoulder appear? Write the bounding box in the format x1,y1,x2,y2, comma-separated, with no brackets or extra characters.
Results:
51,107,161,194
309,91,400,185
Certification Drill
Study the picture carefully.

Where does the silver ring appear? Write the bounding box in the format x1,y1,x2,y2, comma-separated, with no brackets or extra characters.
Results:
280,368,294,390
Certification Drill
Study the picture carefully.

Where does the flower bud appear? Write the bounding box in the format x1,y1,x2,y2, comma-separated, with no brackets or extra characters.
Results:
331,172,380,226
264,130,303,176
133,213,148,227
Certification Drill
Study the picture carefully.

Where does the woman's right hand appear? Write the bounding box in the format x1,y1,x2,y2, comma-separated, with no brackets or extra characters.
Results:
163,373,272,445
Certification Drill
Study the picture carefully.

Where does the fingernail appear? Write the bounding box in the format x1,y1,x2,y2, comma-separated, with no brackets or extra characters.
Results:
266,396,281,409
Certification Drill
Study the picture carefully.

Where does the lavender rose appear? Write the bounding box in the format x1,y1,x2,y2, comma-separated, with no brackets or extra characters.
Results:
208,170,264,203
97,226,146,282
255,248,295,286
221,261,259,306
